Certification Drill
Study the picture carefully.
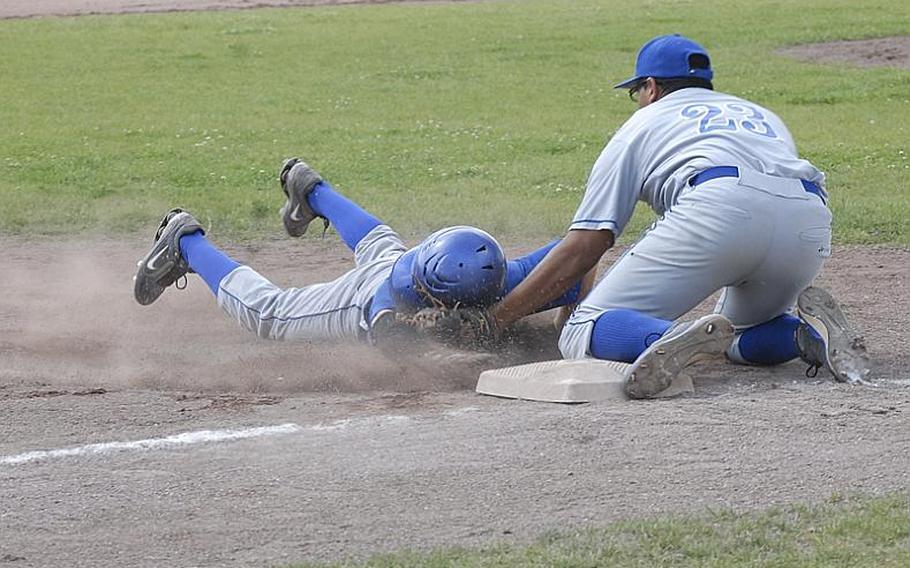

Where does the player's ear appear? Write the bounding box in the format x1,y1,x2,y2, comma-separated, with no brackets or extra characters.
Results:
639,78,659,107
650,77,661,93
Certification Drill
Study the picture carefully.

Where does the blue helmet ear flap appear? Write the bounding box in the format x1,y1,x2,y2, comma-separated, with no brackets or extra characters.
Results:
389,248,424,310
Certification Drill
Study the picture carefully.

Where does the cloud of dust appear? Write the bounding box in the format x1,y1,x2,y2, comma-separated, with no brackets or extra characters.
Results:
0,239,557,395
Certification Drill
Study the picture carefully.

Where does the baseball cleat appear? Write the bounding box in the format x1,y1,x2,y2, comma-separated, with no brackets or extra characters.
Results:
133,208,204,306
624,314,734,399
278,157,327,237
797,286,871,384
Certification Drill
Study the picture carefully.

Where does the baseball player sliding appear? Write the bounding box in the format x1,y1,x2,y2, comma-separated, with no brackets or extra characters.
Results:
133,158,589,352
446,34,870,397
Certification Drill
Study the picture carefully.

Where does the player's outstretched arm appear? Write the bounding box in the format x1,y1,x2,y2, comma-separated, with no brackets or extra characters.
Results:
491,228,614,331
393,231,612,351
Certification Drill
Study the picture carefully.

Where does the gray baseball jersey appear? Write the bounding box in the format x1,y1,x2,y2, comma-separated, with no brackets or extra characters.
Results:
571,88,824,238
559,88,832,359
217,225,405,342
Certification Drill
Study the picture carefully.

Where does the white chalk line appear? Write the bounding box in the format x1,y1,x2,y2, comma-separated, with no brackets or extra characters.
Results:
444,406,480,417
1,423,302,466
1,414,414,467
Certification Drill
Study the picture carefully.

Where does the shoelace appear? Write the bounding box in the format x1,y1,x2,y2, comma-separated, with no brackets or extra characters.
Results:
804,335,868,379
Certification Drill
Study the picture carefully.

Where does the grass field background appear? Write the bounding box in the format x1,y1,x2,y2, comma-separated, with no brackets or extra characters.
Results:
1,0,908,242
293,494,910,567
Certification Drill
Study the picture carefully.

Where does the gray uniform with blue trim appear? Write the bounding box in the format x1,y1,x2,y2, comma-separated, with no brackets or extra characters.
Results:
217,225,405,342
559,88,832,359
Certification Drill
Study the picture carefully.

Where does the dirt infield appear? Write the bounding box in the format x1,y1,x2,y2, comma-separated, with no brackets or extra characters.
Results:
2,235,909,567
0,0,456,19
778,36,910,69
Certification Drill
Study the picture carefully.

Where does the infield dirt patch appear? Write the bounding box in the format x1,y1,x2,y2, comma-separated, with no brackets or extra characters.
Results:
1,236,909,567
778,36,910,69
0,0,459,19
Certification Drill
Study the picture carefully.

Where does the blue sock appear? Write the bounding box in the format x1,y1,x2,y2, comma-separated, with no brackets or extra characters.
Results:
733,314,800,365
589,309,673,362
308,181,382,251
179,231,241,296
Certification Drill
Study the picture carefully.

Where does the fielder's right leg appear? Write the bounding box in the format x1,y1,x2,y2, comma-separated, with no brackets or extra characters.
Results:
724,288,871,384
796,286,871,384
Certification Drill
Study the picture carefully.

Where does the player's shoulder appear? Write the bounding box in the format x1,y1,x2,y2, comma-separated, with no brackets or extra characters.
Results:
679,88,773,111
661,87,736,106
658,88,782,121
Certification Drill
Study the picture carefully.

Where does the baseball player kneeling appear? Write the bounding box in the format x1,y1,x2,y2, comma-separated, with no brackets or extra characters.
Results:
473,34,870,398
133,158,589,354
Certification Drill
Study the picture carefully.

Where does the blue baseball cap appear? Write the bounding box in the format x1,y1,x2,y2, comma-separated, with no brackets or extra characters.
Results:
614,34,713,89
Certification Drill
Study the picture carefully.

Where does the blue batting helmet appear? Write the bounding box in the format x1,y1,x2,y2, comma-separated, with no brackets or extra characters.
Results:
390,226,507,308
389,248,424,310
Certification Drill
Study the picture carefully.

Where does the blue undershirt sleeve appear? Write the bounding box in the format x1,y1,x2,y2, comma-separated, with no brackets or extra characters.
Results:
367,277,397,327
502,239,583,310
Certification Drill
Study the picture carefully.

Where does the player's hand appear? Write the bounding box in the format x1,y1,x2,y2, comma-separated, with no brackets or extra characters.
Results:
403,306,500,351
368,310,420,356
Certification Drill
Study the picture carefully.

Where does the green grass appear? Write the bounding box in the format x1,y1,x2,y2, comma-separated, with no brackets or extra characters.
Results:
1,0,908,242
292,494,910,567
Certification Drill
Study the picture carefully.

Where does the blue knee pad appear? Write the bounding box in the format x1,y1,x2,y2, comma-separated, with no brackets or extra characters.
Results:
308,181,382,251
589,309,673,363
179,231,241,296
732,314,801,365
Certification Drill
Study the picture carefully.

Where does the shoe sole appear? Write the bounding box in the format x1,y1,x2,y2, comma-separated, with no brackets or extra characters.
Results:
797,286,870,384
280,160,321,237
624,314,734,399
134,242,174,306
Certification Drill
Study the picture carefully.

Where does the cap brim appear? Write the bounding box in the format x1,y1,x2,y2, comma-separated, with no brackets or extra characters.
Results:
614,76,642,89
